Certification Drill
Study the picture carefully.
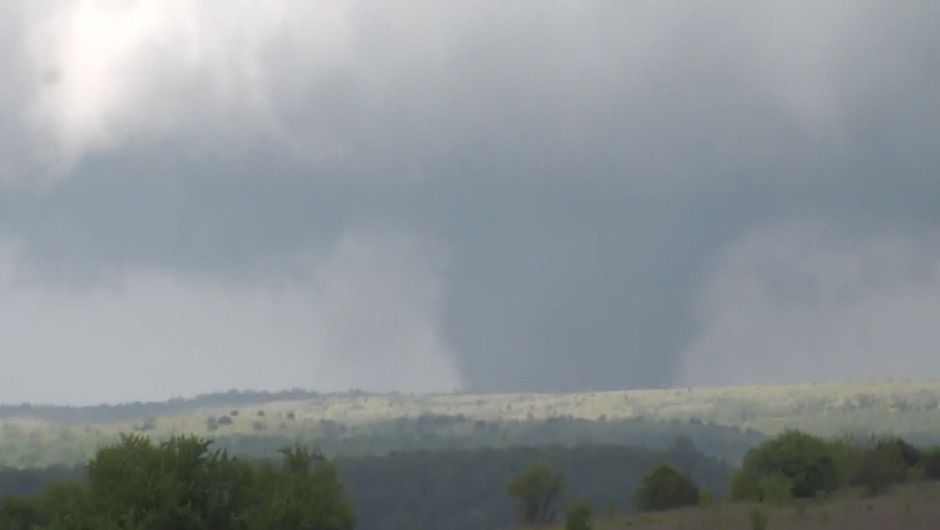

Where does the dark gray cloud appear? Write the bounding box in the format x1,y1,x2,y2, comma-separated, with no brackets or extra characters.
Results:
1,1,939,403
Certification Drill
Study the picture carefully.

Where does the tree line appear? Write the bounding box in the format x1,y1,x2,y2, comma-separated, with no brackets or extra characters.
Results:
1,437,731,530
0,389,323,425
0,414,763,469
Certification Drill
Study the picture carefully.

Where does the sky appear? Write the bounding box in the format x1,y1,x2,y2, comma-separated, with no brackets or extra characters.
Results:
1,1,939,405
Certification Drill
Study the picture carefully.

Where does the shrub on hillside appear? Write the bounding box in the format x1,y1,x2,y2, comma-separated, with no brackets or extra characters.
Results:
731,430,838,501
874,437,921,468
564,501,593,530
634,463,700,511
506,464,565,525
748,507,768,530
825,438,865,487
921,447,940,480
854,437,922,496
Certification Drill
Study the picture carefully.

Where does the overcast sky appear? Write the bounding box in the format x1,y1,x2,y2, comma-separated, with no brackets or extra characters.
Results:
1,1,939,405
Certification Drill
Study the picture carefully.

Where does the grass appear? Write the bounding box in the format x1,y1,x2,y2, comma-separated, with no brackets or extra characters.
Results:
580,481,940,530
29,378,940,431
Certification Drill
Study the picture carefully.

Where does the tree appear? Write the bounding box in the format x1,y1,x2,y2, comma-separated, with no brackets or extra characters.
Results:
83,434,256,530
873,437,921,468
0,434,356,530
506,464,565,526
248,444,356,530
854,437,922,496
634,463,700,511
0,493,48,530
921,447,940,480
730,430,839,501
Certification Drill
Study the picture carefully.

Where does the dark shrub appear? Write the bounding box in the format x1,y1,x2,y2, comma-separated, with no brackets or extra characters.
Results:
855,437,922,496
565,501,593,530
921,447,940,480
635,463,700,511
874,437,920,468
731,430,838,500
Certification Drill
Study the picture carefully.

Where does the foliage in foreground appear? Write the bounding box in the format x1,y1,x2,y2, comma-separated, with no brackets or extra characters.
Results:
0,434,354,530
731,430,940,502
2,442,734,530
7,427,940,530
731,430,839,501
564,501,593,530
507,464,565,525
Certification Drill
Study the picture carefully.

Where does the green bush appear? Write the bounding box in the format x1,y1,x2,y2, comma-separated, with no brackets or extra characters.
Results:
506,464,565,525
921,447,940,480
826,437,865,487
748,507,768,530
731,430,838,500
854,437,921,496
564,501,593,530
874,437,921,467
634,463,700,511
697,490,713,508
757,472,794,504
0,435,356,530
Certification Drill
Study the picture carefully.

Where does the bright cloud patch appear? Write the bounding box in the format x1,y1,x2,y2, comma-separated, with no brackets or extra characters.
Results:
1,0,899,188
13,0,357,181
676,220,940,387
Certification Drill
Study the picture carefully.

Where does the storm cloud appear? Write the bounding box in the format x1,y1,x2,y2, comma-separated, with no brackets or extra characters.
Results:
0,1,938,403
677,221,940,386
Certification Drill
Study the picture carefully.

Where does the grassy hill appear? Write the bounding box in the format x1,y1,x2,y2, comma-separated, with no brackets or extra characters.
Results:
2,378,940,467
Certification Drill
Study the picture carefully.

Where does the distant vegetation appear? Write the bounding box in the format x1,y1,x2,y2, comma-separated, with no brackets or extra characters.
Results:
0,414,762,469
0,388,324,425
5,380,940,434
4,379,940,468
